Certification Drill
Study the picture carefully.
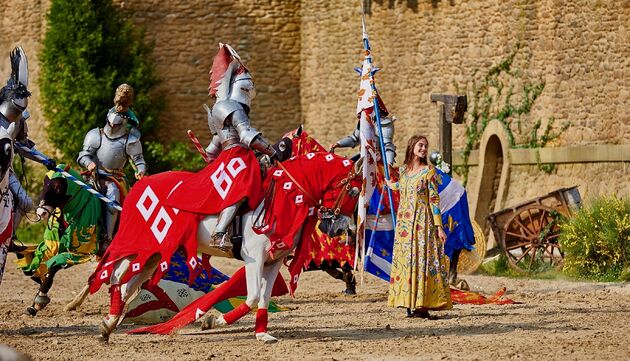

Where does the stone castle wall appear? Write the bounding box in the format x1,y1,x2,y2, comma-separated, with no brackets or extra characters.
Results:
301,0,629,149
0,0,628,203
0,0,301,150
300,0,629,202
0,0,50,152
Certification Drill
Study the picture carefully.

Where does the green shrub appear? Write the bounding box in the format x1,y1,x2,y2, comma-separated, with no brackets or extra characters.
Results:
145,140,207,173
15,221,48,245
479,254,562,279
559,196,630,281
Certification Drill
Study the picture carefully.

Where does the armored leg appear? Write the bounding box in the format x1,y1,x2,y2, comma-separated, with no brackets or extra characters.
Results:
104,181,121,241
9,172,33,232
448,249,469,290
211,201,242,250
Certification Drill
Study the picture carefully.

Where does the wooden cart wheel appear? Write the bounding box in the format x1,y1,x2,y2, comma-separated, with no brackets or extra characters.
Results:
501,204,565,273
458,220,486,275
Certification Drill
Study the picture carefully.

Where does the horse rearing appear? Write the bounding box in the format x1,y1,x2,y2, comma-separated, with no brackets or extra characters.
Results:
89,151,362,343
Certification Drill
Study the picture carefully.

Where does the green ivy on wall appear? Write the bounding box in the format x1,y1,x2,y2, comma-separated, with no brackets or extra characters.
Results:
455,43,570,183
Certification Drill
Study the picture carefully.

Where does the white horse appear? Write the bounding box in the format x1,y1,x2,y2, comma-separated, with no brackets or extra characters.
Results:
91,152,362,343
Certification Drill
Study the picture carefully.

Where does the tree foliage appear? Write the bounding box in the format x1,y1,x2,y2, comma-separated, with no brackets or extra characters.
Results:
40,0,162,162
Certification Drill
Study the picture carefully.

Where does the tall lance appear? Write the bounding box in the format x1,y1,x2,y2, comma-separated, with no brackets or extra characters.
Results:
360,15,396,225
14,142,122,211
187,129,211,164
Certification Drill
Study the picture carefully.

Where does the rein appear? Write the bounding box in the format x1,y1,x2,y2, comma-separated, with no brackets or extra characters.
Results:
319,168,358,217
276,162,318,206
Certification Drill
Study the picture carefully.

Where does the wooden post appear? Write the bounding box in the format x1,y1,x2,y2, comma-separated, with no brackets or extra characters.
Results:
430,93,467,176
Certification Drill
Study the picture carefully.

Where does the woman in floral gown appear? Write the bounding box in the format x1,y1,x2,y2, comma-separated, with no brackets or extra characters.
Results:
386,135,452,318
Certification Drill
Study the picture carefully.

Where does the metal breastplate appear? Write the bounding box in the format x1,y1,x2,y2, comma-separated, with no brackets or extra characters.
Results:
95,134,128,171
217,125,240,148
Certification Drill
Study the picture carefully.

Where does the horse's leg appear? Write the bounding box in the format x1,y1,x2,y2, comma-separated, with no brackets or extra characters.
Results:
99,257,131,342
341,263,357,295
204,213,268,330
121,254,161,303
24,265,60,316
100,255,161,342
254,224,302,343
254,260,283,343
64,284,90,311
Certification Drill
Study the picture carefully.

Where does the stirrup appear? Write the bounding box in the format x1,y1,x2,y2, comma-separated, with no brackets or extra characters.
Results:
211,232,233,253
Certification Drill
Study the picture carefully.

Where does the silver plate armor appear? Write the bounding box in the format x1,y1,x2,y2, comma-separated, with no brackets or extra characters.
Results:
0,101,24,123
0,47,29,123
334,116,396,165
380,116,396,165
77,127,147,174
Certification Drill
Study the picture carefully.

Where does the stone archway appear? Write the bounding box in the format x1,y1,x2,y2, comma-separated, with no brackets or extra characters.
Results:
469,120,511,249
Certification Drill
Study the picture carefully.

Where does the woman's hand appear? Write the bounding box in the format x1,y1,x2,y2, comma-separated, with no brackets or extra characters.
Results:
385,179,396,189
437,226,447,243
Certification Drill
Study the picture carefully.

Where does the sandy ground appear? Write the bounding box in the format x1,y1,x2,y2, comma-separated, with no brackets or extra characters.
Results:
1,254,629,361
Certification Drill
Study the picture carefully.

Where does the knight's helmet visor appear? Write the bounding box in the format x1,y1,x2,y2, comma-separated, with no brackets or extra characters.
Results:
11,97,27,111
107,109,126,127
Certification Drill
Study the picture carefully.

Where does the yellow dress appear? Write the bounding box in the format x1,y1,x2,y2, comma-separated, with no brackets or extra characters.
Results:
388,165,452,311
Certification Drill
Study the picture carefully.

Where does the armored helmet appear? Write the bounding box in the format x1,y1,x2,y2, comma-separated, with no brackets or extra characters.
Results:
208,43,256,112
103,107,134,139
0,47,30,122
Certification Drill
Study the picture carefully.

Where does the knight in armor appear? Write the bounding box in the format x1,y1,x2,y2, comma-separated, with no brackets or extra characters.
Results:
0,47,56,232
330,116,397,165
202,43,278,248
77,84,147,244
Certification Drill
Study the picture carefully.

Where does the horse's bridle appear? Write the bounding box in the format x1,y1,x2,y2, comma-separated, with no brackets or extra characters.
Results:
276,162,359,219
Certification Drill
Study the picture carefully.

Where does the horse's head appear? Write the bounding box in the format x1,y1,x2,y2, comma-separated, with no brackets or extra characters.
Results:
317,157,363,238
284,125,326,157
36,167,71,222
0,123,15,186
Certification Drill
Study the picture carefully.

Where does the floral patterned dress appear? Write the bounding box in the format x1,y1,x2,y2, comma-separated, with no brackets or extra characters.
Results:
388,165,452,311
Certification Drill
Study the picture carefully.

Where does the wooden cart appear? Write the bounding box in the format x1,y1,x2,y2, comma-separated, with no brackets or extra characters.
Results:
487,186,581,273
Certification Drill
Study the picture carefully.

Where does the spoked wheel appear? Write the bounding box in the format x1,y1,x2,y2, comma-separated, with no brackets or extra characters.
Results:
501,204,565,273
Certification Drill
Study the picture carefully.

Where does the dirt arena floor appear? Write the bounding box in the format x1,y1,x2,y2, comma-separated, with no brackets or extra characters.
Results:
1,254,629,361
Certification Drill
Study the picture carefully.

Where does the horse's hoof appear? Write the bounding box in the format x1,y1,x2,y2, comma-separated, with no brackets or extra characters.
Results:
99,332,110,344
456,279,470,291
201,314,227,331
451,278,470,291
34,295,51,310
343,288,357,295
24,307,37,316
255,332,278,344
200,315,216,331
99,315,119,343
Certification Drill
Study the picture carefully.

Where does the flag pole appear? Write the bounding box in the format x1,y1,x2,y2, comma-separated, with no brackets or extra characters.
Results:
361,15,396,226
